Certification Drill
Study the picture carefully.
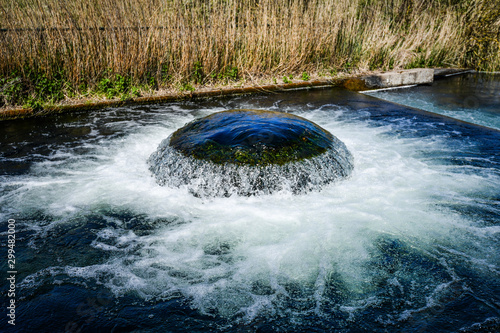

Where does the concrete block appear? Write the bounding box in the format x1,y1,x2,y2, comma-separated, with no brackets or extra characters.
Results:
363,69,434,89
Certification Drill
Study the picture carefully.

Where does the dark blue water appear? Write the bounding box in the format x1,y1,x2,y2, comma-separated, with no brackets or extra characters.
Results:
167,109,335,164
1,77,499,332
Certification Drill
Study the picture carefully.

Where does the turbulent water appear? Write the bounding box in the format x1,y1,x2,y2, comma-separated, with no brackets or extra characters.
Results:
148,143,353,197
1,84,499,332
148,109,353,197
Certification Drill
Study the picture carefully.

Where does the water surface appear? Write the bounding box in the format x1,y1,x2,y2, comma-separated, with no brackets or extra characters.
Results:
365,72,500,130
1,86,499,332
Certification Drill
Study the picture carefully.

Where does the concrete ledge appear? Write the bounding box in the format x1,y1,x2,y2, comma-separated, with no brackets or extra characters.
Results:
0,68,473,121
0,79,344,121
433,68,476,79
344,68,435,91
364,68,434,88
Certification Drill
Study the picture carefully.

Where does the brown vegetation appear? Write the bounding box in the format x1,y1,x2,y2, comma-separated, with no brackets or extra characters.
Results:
0,0,499,109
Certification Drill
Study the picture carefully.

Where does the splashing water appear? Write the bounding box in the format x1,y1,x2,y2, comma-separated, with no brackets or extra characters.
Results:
0,87,499,332
148,109,353,197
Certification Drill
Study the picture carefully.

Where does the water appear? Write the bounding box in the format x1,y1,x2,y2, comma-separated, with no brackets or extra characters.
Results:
365,72,500,130
1,83,499,332
148,109,353,197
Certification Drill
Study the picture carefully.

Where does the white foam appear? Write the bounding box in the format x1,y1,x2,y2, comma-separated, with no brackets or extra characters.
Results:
5,105,499,324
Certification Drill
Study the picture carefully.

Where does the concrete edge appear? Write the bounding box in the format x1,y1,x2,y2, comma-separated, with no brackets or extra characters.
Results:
0,68,474,121
0,79,344,121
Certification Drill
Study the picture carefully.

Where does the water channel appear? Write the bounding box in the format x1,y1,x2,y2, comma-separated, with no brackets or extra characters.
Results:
1,74,499,332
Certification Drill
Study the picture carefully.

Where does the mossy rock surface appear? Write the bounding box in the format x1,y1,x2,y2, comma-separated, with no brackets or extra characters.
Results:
169,109,335,166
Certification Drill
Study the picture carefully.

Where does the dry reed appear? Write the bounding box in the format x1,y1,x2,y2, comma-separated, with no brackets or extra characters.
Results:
0,0,498,108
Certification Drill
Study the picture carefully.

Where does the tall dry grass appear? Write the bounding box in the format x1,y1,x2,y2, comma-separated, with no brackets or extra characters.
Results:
0,0,498,107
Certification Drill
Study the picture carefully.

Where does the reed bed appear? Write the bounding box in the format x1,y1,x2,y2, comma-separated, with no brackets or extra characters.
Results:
0,0,499,109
